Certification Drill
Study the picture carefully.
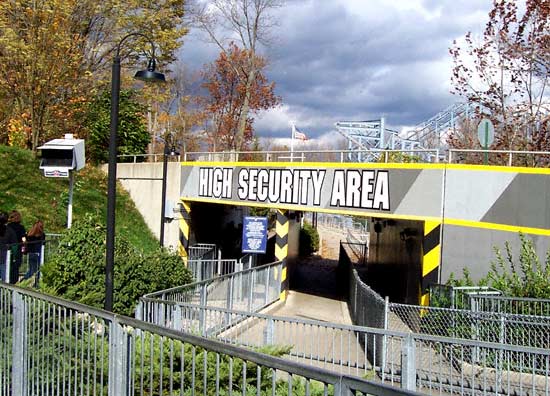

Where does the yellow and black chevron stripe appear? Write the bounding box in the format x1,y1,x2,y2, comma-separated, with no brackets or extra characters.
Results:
178,201,191,265
421,221,441,306
275,209,289,301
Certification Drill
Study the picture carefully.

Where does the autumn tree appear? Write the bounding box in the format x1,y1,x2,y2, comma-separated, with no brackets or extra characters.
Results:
0,0,186,151
200,44,280,151
449,0,550,161
190,0,283,150
147,64,203,157
0,0,90,150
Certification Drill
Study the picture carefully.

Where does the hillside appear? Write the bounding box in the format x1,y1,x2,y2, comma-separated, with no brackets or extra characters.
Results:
0,145,159,252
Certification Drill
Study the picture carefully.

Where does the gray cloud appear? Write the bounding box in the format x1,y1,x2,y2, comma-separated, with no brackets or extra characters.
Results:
180,0,492,140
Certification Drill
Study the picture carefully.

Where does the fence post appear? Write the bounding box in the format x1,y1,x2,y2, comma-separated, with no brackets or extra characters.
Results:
5,250,11,283
174,304,182,331
263,318,275,345
496,315,505,390
12,291,27,396
226,276,234,327
108,319,131,396
248,269,255,312
401,334,416,391
265,265,271,306
470,297,479,363
333,378,353,396
381,296,389,382
135,300,143,320
199,284,207,336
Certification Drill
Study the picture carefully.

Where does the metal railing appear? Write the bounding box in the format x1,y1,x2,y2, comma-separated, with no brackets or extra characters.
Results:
0,283,415,396
448,148,550,167
188,259,242,282
389,302,550,352
469,294,550,317
429,285,503,310
1,238,60,284
119,148,550,167
141,261,283,315
140,290,550,394
188,243,218,260
340,241,368,267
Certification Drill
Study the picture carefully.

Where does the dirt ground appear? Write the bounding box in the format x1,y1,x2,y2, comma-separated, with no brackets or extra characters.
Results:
317,225,345,259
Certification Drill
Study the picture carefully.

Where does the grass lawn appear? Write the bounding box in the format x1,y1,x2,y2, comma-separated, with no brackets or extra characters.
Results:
0,145,158,252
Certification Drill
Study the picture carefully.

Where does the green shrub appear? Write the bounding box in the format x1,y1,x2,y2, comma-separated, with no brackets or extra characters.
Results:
487,232,550,298
299,222,319,257
40,214,193,315
447,232,550,299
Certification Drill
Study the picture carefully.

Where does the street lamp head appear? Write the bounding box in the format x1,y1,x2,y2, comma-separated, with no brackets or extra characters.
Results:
134,58,165,82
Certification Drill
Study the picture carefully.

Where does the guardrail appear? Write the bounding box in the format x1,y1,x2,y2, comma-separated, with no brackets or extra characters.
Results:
141,261,283,314
119,148,550,166
188,243,218,260
139,292,550,394
0,283,415,396
448,148,550,167
468,294,550,317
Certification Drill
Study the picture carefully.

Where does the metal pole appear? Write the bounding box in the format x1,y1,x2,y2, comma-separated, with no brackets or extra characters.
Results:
67,171,75,229
160,145,168,247
105,55,121,312
484,122,489,165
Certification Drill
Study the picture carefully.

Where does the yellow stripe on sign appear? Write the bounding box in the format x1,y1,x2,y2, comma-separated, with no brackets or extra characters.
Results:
421,293,430,306
444,218,550,236
178,197,443,222
275,245,288,261
281,267,287,282
179,218,190,236
280,291,287,301
275,228,288,238
423,247,440,277
424,221,439,236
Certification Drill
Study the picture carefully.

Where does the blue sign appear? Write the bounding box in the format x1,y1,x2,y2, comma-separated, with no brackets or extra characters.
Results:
242,216,268,254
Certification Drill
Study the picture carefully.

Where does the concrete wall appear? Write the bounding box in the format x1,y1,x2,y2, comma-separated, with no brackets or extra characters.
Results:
441,225,550,282
110,162,182,251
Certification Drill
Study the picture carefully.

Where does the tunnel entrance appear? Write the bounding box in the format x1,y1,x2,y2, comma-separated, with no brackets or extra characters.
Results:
289,257,344,299
365,218,423,305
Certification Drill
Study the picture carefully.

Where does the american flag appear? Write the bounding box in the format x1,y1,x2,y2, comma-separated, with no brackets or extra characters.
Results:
292,125,308,141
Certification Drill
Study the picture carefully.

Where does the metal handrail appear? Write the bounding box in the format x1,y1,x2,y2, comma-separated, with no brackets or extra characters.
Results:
143,261,281,298
118,148,550,166
150,300,550,356
0,282,421,396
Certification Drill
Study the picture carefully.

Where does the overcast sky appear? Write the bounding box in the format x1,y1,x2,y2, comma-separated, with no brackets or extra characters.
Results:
179,0,493,143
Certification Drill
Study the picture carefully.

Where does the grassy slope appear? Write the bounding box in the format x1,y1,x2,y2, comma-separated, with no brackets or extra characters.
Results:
0,145,158,252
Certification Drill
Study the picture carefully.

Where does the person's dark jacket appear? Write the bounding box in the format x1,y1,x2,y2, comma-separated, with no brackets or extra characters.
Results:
0,227,17,247
7,222,26,244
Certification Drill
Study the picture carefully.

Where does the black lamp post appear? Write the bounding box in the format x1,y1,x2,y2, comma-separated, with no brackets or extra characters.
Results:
105,33,165,312
159,133,179,247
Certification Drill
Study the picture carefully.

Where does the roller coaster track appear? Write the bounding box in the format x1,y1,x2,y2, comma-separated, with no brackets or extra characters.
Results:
335,103,472,162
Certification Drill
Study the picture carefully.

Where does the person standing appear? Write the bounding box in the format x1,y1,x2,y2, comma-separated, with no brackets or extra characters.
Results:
0,212,17,282
7,210,26,283
24,220,45,280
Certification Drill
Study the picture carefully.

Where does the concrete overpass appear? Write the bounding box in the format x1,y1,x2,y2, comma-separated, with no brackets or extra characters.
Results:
116,158,550,305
